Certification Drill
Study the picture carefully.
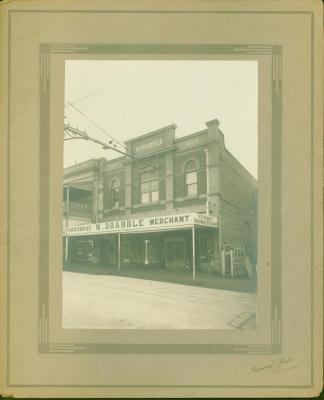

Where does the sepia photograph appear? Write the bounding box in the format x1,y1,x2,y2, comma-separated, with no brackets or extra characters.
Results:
62,60,258,330
1,0,322,397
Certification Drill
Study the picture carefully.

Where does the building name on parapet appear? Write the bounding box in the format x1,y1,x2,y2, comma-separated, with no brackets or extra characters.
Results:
135,138,163,153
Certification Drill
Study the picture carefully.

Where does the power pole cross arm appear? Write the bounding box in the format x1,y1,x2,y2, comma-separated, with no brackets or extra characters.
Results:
63,122,156,168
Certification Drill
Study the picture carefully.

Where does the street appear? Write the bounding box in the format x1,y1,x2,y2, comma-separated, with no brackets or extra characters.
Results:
62,271,256,329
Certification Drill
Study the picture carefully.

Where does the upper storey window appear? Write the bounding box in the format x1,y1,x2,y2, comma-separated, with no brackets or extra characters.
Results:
140,170,159,203
185,160,198,196
111,179,120,208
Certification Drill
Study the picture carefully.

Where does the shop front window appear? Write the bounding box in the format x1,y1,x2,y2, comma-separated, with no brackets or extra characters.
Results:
185,160,197,196
140,171,159,203
111,179,120,208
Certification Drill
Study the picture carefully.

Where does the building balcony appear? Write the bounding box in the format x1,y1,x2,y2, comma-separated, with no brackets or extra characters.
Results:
63,201,92,216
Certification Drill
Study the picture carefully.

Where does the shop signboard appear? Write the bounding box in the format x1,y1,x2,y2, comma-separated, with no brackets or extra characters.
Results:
64,213,217,236
193,213,218,227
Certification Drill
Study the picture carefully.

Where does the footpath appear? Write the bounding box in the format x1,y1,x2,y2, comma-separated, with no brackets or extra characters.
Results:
64,262,257,293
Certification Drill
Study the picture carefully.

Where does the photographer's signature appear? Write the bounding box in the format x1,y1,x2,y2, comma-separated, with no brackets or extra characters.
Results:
251,356,299,374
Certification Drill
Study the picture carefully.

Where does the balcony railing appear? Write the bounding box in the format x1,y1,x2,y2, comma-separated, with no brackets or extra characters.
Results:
63,201,92,215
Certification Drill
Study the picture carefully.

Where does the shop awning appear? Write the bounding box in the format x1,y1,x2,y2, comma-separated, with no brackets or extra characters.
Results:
63,212,217,237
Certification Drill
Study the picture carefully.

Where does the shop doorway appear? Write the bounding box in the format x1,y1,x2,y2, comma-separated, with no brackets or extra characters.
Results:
224,252,232,276
102,236,117,266
198,230,216,272
165,238,186,269
222,245,233,276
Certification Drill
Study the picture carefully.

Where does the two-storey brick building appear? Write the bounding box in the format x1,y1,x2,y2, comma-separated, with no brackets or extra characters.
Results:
63,118,257,278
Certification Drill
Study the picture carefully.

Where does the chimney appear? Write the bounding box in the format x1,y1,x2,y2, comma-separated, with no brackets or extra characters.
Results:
206,118,224,147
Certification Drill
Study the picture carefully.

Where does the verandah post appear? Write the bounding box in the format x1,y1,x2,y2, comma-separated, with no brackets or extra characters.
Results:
118,233,121,271
64,186,70,263
192,226,196,281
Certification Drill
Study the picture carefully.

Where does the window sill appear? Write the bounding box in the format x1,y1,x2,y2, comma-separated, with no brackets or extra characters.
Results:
132,201,166,209
175,194,207,202
103,207,125,213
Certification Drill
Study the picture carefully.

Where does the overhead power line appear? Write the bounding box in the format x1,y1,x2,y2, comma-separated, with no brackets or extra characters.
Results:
64,123,156,169
67,101,127,151
64,84,111,109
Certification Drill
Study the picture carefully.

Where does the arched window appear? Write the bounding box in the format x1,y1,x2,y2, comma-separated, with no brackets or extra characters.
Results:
184,160,197,196
111,179,120,208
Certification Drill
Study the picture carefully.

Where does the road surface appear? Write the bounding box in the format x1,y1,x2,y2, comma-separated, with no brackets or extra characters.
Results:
62,271,256,329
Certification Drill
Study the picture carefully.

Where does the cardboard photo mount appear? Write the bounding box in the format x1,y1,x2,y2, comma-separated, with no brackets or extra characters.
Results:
0,0,323,397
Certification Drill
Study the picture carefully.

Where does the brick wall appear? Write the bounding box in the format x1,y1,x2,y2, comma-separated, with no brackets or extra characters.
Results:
220,151,257,250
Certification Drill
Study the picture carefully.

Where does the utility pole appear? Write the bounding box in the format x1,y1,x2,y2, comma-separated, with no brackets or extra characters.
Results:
192,226,196,281
205,149,210,216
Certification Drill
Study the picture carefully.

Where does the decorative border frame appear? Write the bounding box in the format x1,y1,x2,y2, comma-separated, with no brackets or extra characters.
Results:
5,8,316,389
38,43,281,355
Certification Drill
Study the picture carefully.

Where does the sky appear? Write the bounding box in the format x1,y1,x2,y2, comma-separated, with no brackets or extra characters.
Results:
64,60,258,178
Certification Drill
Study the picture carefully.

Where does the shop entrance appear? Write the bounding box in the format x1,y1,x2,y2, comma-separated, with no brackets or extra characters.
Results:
101,236,118,266
224,252,232,276
222,245,232,276
165,238,186,269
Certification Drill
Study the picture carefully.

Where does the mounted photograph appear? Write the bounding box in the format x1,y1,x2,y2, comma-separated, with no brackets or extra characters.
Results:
62,59,258,330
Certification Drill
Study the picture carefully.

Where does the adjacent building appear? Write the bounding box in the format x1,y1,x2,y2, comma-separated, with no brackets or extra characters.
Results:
63,119,257,278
